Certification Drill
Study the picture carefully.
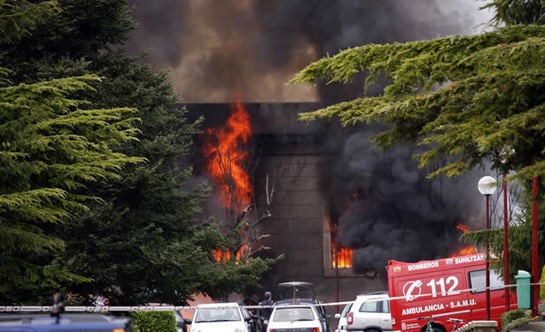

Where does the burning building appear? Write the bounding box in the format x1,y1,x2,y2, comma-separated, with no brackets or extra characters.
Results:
187,101,485,304
127,0,494,303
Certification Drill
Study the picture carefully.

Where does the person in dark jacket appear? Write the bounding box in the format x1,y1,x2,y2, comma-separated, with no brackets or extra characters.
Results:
259,291,274,329
50,292,65,323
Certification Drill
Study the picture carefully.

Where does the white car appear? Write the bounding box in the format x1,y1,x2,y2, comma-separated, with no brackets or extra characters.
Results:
334,302,352,332
345,291,391,332
191,302,254,332
266,303,325,332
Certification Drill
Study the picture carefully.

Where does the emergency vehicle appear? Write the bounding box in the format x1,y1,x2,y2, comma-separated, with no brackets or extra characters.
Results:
387,253,517,332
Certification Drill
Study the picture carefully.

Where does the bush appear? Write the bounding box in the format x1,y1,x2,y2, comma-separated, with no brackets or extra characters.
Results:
501,309,530,332
132,311,176,332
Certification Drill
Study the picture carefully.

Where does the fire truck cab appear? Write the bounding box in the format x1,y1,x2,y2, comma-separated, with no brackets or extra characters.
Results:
387,254,517,332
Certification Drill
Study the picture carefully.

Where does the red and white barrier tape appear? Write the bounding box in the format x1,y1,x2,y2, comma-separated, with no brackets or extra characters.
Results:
0,282,539,313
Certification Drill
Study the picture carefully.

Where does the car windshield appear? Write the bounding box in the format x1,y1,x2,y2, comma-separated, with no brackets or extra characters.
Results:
194,307,241,322
272,307,316,322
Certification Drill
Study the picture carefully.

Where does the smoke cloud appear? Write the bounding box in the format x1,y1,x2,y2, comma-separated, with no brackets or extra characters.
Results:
127,0,492,102
127,0,494,272
324,128,484,273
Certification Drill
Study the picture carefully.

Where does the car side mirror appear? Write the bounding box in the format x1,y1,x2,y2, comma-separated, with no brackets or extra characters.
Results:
334,313,341,319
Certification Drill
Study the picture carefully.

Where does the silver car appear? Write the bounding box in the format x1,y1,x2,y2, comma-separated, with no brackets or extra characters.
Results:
334,302,352,332
346,291,391,332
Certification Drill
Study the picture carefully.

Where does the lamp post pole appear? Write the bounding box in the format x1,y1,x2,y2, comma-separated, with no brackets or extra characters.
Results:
485,193,491,321
531,176,539,317
478,176,497,321
503,175,510,311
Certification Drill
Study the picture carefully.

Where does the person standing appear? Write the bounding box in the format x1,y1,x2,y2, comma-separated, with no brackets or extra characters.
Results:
50,292,65,323
259,291,274,330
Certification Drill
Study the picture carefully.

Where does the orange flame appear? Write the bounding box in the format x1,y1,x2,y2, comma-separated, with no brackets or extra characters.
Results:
212,249,231,263
205,98,254,264
203,99,253,211
327,210,353,268
212,244,249,264
457,224,471,233
450,224,479,257
332,242,353,268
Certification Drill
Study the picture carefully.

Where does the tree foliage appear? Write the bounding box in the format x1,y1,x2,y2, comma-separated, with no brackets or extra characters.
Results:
291,25,545,179
0,0,59,44
483,0,545,25
0,0,145,304
0,74,143,302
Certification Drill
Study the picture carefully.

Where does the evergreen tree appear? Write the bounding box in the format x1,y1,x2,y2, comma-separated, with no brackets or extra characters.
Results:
0,0,144,302
1,0,275,304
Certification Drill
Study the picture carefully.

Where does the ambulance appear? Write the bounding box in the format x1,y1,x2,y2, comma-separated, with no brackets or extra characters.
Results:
387,253,517,332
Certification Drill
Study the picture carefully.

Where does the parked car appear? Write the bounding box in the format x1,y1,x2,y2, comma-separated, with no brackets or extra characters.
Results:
334,302,352,332
345,291,391,332
190,302,256,332
0,313,134,331
266,302,326,332
275,281,331,332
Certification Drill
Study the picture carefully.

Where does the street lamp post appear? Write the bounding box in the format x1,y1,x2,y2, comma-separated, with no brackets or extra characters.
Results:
503,175,510,312
531,176,539,317
478,176,497,321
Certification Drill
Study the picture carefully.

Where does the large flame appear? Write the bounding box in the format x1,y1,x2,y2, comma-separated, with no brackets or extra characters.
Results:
204,99,253,263
203,99,253,211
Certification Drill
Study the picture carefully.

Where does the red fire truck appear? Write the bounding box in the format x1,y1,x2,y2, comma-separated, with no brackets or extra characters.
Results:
387,253,518,332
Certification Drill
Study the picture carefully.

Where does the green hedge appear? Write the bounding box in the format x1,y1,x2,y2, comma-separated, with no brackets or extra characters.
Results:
132,311,177,332
501,309,530,332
